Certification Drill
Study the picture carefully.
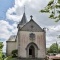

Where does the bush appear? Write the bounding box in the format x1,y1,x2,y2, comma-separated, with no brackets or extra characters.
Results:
6,56,12,60
11,50,18,58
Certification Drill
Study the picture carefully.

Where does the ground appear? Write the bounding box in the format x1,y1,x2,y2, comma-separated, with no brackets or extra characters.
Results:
5,56,17,60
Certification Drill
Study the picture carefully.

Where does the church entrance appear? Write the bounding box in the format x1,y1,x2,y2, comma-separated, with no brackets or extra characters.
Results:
29,45,35,58
26,42,38,58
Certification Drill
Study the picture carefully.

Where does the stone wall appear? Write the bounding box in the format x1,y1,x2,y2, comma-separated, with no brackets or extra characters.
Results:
6,41,17,56
18,31,46,58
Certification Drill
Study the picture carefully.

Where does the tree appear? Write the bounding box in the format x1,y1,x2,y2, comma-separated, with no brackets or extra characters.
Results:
47,42,58,53
0,42,3,50
58,47,60,53
40,0,60,22
0,42,4,60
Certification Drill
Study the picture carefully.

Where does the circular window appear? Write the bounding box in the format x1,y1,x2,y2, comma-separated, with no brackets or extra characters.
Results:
29,33,35,40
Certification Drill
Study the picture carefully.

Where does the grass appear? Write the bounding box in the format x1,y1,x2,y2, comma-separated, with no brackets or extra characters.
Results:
0,49,3,60
7,58,17,60
5,56,17,60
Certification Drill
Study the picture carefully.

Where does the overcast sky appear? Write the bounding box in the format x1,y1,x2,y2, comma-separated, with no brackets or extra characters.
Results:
0,0,60,52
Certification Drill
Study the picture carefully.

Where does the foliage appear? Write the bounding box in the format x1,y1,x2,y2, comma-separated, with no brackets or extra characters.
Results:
6,56,12,60
47,42,58,53
50,43,58,53
58,0,60,4
11,50,18,58
40,0,60,22
58,47,60,53
6,56,17,60
0,42,4,60
0,42,3,49
0,52,3,60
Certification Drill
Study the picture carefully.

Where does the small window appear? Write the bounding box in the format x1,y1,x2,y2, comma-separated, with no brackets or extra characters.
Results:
29,33,35,40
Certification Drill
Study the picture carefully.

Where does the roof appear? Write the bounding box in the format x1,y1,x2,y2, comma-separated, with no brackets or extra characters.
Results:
48,54,60,59
19,12,27,25
49,56,60,59
7,35,16,42
20,18,44,32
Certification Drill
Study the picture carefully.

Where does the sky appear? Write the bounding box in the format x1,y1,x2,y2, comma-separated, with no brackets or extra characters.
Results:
0,0,60,52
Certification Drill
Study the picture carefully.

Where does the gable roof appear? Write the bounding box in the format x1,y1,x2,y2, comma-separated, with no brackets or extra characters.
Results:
6,35,16,42
20,19,44,32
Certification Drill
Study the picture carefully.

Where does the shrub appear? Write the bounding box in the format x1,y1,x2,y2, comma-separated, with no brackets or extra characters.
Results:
11,50,18,58
6,56,12,60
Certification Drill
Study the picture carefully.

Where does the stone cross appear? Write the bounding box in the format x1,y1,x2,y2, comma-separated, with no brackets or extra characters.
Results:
30,15,33,19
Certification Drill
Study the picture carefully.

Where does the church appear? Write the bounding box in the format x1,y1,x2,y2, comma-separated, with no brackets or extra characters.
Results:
6,11,46,59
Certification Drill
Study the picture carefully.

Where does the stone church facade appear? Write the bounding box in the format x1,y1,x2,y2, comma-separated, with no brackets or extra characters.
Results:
6,12,46,59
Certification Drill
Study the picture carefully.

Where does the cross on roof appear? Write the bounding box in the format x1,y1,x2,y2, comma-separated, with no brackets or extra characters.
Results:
30,15,33,19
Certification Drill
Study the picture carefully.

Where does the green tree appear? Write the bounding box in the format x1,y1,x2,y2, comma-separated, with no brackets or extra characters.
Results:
0,42,4,60
40,0,60,22
47,42,58,53
58,47,60,53
0,42,3,49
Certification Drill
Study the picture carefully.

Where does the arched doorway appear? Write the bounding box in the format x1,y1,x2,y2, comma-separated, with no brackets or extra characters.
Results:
26,42,39,58
29,45,35,58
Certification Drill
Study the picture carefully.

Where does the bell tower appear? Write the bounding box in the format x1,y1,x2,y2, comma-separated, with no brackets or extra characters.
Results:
17,6,27,29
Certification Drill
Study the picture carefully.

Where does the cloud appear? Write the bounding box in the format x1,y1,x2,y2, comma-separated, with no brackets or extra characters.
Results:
46,25,60,37
46,25,60,47
0,20,12,40
11,23,18,35
0,20,17,52
3,41,6,52
0,20,17,41
15,0,28,7
6,0,50,22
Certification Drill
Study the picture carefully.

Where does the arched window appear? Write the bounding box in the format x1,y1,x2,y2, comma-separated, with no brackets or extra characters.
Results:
29,33,35,40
